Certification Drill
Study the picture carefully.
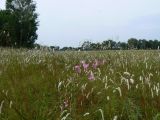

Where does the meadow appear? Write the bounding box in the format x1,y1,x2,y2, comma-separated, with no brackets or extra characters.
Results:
0,48,160,120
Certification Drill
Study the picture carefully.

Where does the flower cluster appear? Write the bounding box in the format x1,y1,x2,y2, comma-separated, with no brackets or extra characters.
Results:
74,59,106,80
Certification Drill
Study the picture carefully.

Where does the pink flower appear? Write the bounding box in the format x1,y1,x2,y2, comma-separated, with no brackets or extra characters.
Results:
92,59,99,69
64,100,69,108
83,63,89,71
74,65,81,73
80,60,89,71
88,71,95,80
92,59,105,69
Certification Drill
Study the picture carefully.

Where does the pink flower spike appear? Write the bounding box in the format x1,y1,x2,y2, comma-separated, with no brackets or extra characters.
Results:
92,59,99,69
74,65,81,74
83,63,89,71
92,63,97,69
88,71,95,80
64,100,69,108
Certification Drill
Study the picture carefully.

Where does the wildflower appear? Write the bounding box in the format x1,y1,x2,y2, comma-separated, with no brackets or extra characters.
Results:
64,100,69,108
88,71,95,80
92,63,97,69
92,59,99,69
83,63,89,71
74,65,81,73
80,60,89,71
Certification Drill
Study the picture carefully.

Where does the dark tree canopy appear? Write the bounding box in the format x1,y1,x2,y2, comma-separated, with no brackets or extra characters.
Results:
0,0,38,48
76,38,160,51
0,10,16,47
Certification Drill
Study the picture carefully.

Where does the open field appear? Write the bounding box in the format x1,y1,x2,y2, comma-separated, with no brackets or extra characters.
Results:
0,49,160,120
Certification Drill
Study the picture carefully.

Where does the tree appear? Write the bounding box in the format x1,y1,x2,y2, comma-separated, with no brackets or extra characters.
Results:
82,41,92,50
5,0,38,48
128,38,138,49
138,39,147,49
0,10,16,47
93,42,101,50
119,42,128,50
109,40,116,49
90,43,97,50
102,40,109,50
153,40,159,49
101,39,116,50
148,40,154,49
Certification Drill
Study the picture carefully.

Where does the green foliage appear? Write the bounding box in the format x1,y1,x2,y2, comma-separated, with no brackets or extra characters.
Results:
79,38,160,51
0,10,16,47
0,0,38,48
128,38,138,49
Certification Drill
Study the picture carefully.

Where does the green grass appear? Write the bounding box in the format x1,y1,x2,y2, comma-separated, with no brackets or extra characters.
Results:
0,49,160,120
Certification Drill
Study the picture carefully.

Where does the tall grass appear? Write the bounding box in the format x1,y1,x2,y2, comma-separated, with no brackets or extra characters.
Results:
0,48,160,120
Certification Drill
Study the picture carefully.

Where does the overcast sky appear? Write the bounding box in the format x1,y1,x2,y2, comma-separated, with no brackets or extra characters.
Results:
1,0,160,47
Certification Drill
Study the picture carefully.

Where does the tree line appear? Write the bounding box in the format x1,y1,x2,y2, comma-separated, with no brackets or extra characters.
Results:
0,0,38,48
58,38,160,51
